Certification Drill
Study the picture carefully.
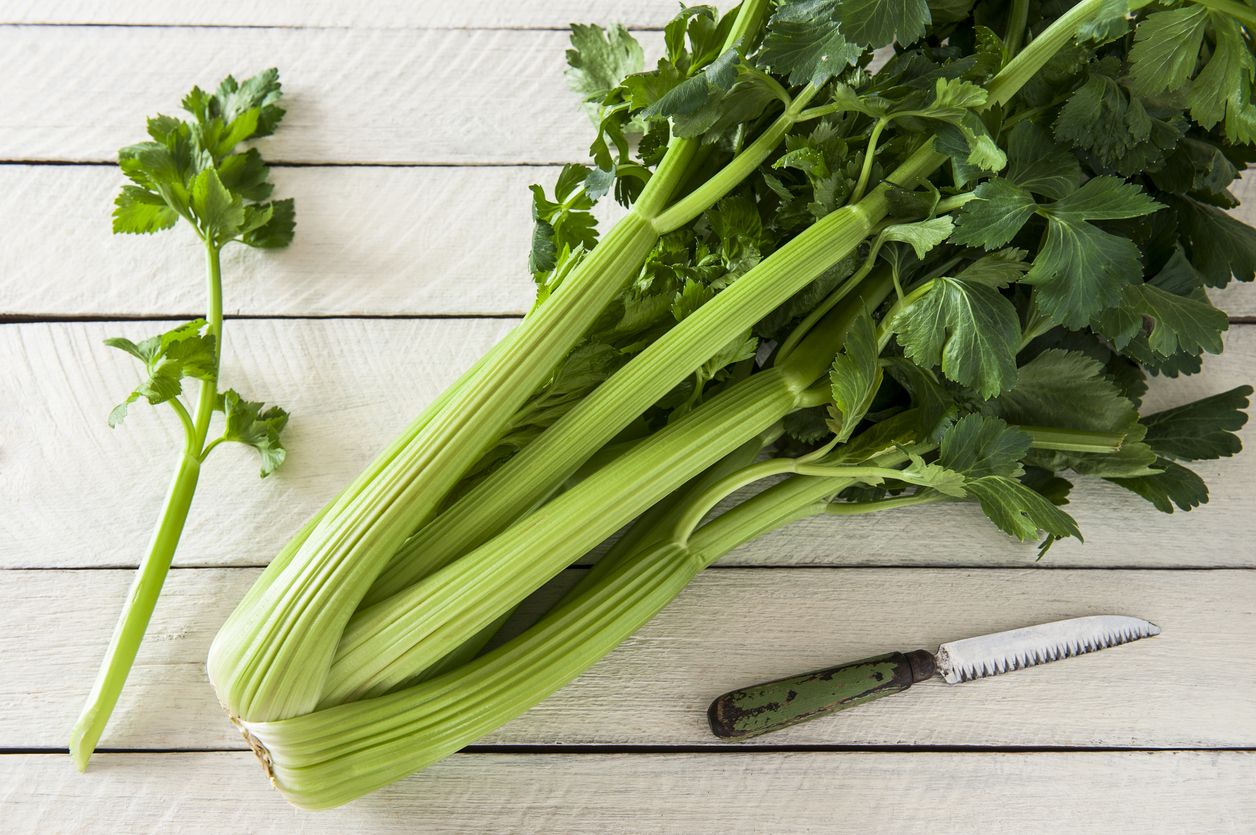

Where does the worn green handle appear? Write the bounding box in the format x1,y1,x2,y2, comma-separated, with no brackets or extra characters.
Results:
708,650,936,739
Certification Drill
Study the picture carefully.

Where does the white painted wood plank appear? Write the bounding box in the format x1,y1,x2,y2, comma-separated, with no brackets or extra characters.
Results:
3,567,1252,749
0,27,601,163
0,165,544,317
4,0,674,29
3,163,1253,318
3,751,1251,834
2,319,1252,570
0,318,516,570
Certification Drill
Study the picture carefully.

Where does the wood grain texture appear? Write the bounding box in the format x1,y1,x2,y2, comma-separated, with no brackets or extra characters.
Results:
0,165,545,317
3,751,1251,834
4,567,1252,750
2,164,1253,318
0,27,605,164
2,0,673,29
4,1,1252,828
2,319,1252,571
0,317,516,569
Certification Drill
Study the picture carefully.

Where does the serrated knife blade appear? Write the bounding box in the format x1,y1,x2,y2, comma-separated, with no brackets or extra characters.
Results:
934,614,1161,684
708,614,1161,740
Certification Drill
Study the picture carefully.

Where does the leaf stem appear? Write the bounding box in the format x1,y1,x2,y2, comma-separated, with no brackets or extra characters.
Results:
200,436,227,461
935,192,977,214
653,84,820,233
167,397,197,452
671,458,799,544
634,0,772,219
672,453,938,545
849,118,889,204
986,0,1108,108
1005,0,1031,57
1002,98,1063,130
774,238,897,366
1019,302,1055,349
795,102,849,121
1022,425,1126,453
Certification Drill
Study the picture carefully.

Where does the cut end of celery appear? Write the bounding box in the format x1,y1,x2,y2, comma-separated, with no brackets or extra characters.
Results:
68,716,100,773
68,738,92,773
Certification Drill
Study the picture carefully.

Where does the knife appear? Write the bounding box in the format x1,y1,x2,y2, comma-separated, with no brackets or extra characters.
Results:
707,615,1161,740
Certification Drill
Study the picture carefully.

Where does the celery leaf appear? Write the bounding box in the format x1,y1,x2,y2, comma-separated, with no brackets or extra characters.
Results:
104,320,217,427
1107,459,1209,513
827,306,881,441
892,273,1021,399
759,0,864,86
1141,385,1253,462
216,389,290,477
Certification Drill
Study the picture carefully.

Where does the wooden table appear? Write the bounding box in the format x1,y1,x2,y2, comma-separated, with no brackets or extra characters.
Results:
2,3,1254,832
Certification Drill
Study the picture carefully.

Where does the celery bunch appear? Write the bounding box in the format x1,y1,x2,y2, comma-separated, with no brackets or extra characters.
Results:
203,0,1253,808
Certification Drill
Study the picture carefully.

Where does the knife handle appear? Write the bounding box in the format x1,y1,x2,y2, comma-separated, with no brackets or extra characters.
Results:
708,650,936,739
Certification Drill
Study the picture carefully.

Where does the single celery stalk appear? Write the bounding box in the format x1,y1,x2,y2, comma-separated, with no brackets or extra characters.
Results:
70,241,225,770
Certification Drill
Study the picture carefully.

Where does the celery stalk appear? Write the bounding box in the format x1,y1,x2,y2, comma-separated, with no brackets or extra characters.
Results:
207,0,779,723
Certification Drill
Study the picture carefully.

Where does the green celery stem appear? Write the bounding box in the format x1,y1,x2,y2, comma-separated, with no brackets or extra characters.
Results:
1005,0,1030,56
559,428,782,602
193,240,224,446
1022,425,1126,453
70,238,225,770
366,153,934,606
69,452,202,770
319,368,806,705
244,539,703,810
241,448,903,810
652,85,820,234
207,1,783,723
243,408,1125,807
628,0,769,220
336,276,890,698
208,211,660,722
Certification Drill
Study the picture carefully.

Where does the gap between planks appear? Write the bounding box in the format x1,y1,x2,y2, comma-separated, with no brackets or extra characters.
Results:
0,0,675,30
0,23,668,33
6,743,1256,756
7,563,1255,572
5,312,1256,325
3,750,1251,834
